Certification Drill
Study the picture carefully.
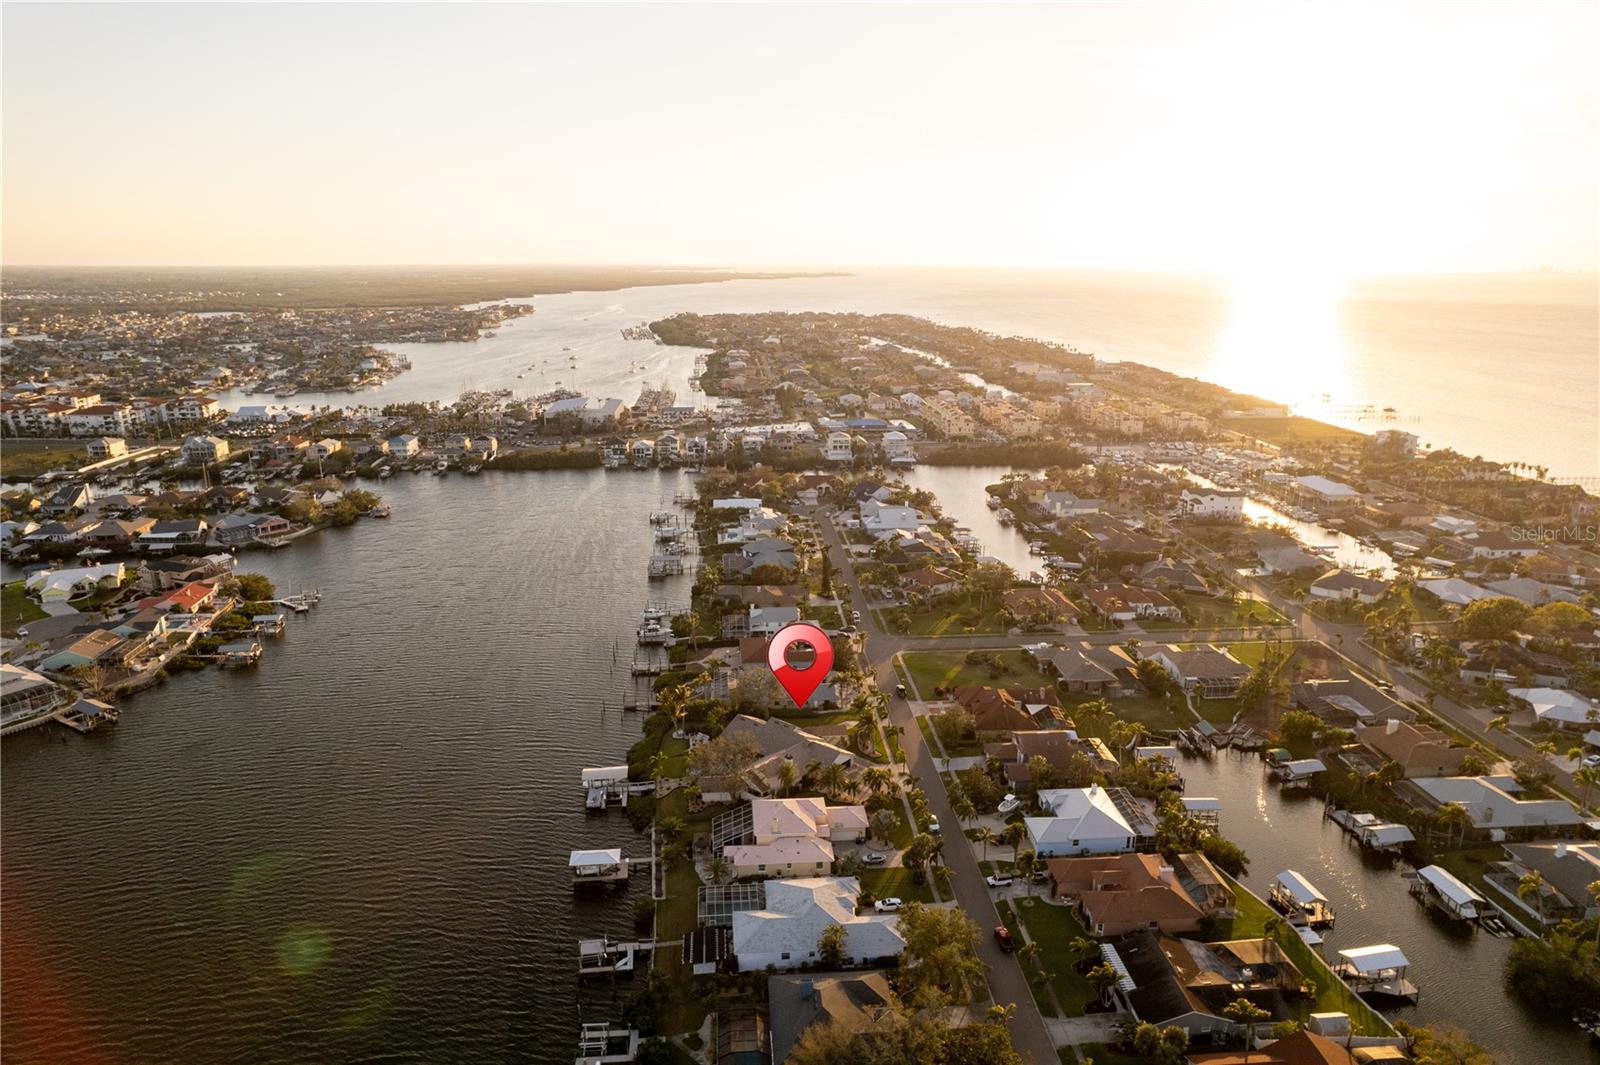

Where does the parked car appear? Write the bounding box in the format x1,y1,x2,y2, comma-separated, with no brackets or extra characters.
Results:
851,610,861,622
1582,753,1600,769
874,897,903,912
862,851,889,866
993,925,1014,952
997,793,1021,815
895,683,908,698
986,874,1014,888
1031,868,1049,884
926,815,940,835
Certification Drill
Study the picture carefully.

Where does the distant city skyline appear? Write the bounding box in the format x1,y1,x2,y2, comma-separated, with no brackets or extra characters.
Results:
3,2,1596,277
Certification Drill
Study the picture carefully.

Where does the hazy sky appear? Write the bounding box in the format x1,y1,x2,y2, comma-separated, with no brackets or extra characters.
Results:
4,2,1596,274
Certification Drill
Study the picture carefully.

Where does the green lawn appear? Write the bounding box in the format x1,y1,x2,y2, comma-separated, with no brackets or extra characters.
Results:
1217,873,1393,1036
900,650,1051,697
1069,693,1194,733
1012,895,1096,1014
895,592,1009,637
1172,592,1285,629
1,582,47,637
0,442,88,480
858,865,935,904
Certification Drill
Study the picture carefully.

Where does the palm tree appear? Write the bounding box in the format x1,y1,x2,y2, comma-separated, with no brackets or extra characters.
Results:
1002,821,1027,864
974,826,996,860
776,759,799,797
1015,850,1037,893
1486,715,1510,735
707,855,731,885
818,761,851,800
1589,880,1600,947
1086,962,1120,1008
1223,998,1270,1061
1573,765,1600,812
1517,870,1546,927
1436,803,1474,848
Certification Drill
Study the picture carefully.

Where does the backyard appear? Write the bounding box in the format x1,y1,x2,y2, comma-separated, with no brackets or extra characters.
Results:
2,581,47,636
899,649,1052,697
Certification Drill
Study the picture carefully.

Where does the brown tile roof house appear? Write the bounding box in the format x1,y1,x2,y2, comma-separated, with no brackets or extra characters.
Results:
1003,585,1081,622
983,730,1120,787
1147,645,1251,699
1353,719,1468,778
950,686,1068,734
1046,853,1205,936
900,565,962,599
1038,643,1132,692
1083,582,1180,621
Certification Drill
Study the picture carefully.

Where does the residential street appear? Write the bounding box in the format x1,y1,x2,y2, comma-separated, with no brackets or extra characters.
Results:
811,507,1064,1065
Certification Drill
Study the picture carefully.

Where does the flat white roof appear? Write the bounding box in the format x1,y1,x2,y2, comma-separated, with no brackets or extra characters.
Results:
1363,824,1416,845
1337,944,1409,973
1271,869,1328,904
1416,865,1484,907
1281,758,1327,776
1181,797,1222,811
569,848,623,867
581,765,630,785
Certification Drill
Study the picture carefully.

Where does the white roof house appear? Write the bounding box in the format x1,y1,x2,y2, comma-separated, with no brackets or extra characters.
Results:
1295,475,1359,502
24,563,124,604
1418,578,1493,606
731,877,904,972
859,500,921,540
1414,776,1584,831
1027,785,1137,857
1508,687,1599,729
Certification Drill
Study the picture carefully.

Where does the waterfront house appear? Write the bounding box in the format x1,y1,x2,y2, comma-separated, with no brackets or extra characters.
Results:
1136,557,1211,594
24,518,92,545
307,438,343,461
1145,645,1250,698
1496,842,1600,923
1027,784,1140,857
858,500,921,540
1177,488,1245,521
748,605,801,638
1483,575,1581,606
0,664,62,733
1352,719,1468,778
951,685,1068,735
0,519,39,547
39,628,134,672
1110,930,1300,1038
1401,775,1584,839
720,797,868,879
180,435,230,466
724,538,798,578
388,433,421,457
213,512,292,545
1417,577,1494,607
711,715,859,802
137,518,210,551
81,517,156,549
1291,676,1409,728
141,579,218,614
1256,544,1325,576
768,972,893,1065
1045,853,1205,937
983,728,1121,788
730,877,903,972
1292,475,1361,509
85,436,128,461
1040,491,1101,519
41,483,94,516
822,431,853,462
1308,569,1388,604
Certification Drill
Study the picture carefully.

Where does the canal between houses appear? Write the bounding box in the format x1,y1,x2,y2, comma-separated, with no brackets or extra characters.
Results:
2,471,695,1064
909,464,1589,1061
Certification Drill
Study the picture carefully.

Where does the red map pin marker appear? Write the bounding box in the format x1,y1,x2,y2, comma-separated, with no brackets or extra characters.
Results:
767,622,835,709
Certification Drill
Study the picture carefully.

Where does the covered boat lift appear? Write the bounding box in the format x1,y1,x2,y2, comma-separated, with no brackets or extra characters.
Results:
1269,869,1336,927
1334,943,1418,1001
1411,865,1484,920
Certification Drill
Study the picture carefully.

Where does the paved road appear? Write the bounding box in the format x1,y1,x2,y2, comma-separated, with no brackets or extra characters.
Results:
811,507,1061,1065
1175,530,1588,796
